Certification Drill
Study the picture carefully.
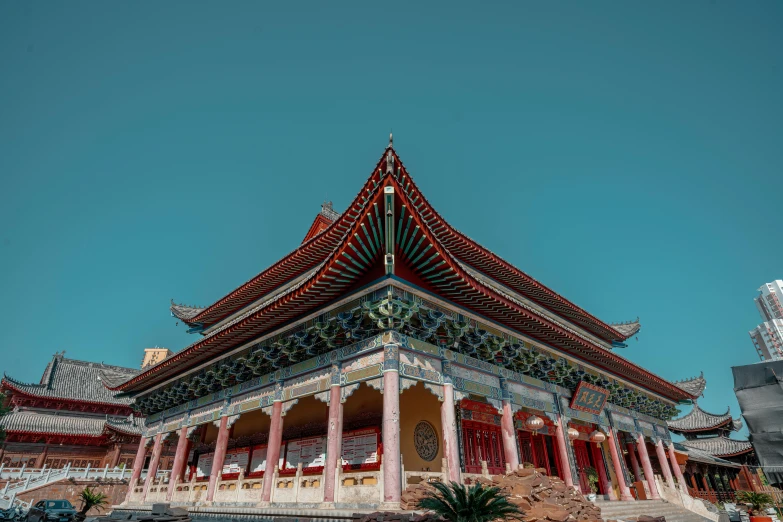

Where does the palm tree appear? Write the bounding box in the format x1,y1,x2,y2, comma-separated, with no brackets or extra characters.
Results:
417,481,523,522
73,487,109,522
736,491,774,516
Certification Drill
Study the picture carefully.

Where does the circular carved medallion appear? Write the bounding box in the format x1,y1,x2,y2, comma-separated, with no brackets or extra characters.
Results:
414,421,439,461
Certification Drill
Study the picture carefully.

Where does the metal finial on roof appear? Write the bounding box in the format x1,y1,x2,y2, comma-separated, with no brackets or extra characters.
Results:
386,148,394,175
387,132,393,149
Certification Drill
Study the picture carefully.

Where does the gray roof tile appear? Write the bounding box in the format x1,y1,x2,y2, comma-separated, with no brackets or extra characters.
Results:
668,401,733,431
679,436,754,458
2,354,138,406
673,372,707,397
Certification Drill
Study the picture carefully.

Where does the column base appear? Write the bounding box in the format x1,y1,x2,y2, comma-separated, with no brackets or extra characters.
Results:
256,501,271,508
380,502,401,510
320,502,336,509
620,493,635,502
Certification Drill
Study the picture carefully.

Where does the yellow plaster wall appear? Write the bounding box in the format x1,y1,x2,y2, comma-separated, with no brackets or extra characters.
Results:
233,409,271,438
203,422,219,444
399,383,443,472
342,383,383,420
282,395,327,431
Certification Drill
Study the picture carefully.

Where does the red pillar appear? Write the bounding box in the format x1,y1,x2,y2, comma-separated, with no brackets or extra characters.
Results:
607,427,634,501
500,400,519,471
636,434,660,500
441,383,461,482
125,436,148,503
261,401,285,502
206,416,230,502
34,445,48,469
667,442,688,491
626,442,642,483
382,349,402,507
143,434,163,500
323,384,343,503
109,444,122,468
167,427,190,501
592,442,615,500
655,439,676,491
554,416,574,489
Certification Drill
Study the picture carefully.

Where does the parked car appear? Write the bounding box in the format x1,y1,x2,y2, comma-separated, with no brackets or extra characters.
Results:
24,500,77,522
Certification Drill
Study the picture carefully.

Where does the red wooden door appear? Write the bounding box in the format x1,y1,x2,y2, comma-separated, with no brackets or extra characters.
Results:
462,420,506,474
517,431,558,477
573,440,592,493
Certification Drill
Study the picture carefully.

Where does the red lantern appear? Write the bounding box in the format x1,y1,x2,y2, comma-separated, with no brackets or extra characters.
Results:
567,427,580,443
589,430,606,445
524,415,545,434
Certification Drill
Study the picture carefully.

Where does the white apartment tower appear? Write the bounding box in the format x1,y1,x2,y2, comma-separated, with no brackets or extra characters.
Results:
749,280,783,361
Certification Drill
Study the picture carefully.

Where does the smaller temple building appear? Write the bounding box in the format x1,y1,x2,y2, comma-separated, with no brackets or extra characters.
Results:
0,353,147,469
668,373,758,503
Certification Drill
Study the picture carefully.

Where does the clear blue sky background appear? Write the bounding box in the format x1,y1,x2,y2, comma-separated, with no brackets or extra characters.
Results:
1,2,781,437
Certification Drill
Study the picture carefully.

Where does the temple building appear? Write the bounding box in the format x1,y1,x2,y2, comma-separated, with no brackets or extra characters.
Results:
0,353,147,470
114,137,703,509
668,373,758,502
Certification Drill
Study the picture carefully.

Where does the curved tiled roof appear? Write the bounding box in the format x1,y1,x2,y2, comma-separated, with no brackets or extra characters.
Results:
674,372,707,397
679,436,754,458
0,411,107,437
667,401,732,432
105,416,145,436
2,354,138,406
610,320,641,338
170,300,206,321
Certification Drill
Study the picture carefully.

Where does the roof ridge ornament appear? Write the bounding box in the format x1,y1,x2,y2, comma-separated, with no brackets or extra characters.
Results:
387,131,393,149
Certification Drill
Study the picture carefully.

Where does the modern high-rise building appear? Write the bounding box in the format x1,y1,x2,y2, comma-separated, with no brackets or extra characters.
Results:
749,280,783,361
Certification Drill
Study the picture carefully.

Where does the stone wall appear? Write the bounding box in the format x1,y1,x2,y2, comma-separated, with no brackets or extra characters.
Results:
14,480,129,515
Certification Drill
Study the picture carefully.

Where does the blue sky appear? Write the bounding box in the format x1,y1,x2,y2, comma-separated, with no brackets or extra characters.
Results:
1,2,781,435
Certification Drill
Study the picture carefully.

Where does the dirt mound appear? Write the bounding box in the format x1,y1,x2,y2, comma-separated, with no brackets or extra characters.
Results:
400,468,602,522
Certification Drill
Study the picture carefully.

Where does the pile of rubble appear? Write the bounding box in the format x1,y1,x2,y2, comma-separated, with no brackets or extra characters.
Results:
400,468,602,522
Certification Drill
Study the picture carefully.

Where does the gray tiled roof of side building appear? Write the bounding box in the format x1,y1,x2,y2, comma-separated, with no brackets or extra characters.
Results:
668,401,732,431
679,436,754,458
672,372,707,397
3,354,138,406
0,410,145,436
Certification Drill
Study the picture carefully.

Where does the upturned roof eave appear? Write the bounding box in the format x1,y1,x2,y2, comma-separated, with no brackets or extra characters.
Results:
112,157,692,404
181,147,633,343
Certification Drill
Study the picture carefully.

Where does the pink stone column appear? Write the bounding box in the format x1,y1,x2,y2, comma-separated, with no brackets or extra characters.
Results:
206,416,231,502
167,427,190,501
655,439,677,491
382,344,401,506
606,427,634,501
553,415,575,489
323,384,343,503
440,383,461,482
636,434,661,500
667,442,688,491
125,436,148,502
626,442,643,483
261,401,285,502
500,400,519,471
142,433,163,500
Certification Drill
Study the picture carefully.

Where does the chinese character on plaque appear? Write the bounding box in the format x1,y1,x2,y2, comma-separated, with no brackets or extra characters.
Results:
569,381,610,415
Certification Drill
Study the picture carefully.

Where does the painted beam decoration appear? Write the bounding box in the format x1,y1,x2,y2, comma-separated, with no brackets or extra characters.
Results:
570,381,610,415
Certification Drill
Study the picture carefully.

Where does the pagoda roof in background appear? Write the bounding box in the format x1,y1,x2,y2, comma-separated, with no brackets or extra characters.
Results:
0,410,144,439
113,139,697,403
1,353,138,407
673,372,707,397
679,436,754,458
673,441,743,468
667,401,736,432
